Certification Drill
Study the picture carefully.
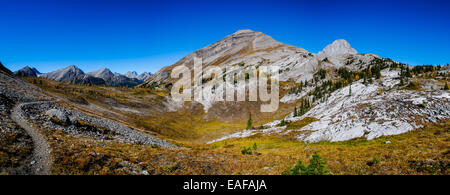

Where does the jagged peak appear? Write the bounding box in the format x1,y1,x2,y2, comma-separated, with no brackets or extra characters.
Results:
64,65,82,71
89,68,112,74
18,66,32,71
87,68,115,79
18,66,40,73
96,68,112,73
321,39,357,56
53,65,84,75
125,71,138,77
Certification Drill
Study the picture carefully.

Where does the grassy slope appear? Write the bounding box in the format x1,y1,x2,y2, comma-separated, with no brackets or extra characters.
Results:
41,117,449,175
22,77,297,143
208,119,449,175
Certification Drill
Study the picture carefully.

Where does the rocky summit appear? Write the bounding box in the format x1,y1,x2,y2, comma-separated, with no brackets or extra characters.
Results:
15,66,41,77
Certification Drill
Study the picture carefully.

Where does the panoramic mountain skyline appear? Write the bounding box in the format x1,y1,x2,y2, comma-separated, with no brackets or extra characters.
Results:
0,0,449,179
1,0,450,74
1,26,449,176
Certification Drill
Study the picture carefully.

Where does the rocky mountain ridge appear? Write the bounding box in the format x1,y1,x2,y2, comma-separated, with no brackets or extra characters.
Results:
13,65,151,87
125,71,152,81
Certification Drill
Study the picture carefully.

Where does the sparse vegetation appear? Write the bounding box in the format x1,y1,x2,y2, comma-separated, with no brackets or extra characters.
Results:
209,119,449,175
367,157,381,166
282,153,330,175
241,143,259,155
1,27,449,178
6,56,449,176
278,118,289,126
241,147,252,155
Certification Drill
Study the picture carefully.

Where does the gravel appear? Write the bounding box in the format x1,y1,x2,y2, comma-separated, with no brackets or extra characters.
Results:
22,101,178,148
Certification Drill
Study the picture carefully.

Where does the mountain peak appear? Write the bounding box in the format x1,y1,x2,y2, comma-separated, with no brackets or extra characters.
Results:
136,72,152,81
232,29,256,35
142,30,309,87
64,65,83,72
87,68,114,79
125,71,138,78
230,29,264,39
61,65,83,73
40,65,85,82
15,66,41,77
98,68,112,73
321,39,357,56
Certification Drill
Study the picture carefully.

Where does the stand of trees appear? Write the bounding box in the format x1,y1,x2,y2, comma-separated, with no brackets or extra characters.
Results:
287,58,448,122
293,98,311,117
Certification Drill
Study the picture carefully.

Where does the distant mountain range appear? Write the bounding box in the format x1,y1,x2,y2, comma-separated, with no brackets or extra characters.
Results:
14,65,151,87
124,71,152,81
1,29,449,176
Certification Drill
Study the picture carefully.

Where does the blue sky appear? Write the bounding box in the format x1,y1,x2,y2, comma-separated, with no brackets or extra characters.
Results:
1,0,450,74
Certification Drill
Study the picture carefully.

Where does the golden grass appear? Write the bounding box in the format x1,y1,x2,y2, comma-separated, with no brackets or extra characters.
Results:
285,117,319,130
23,76,301,143
21,77,449,175
208,119,449,175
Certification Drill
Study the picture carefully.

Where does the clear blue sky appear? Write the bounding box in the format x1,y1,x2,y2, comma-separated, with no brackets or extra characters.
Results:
1,0,450,74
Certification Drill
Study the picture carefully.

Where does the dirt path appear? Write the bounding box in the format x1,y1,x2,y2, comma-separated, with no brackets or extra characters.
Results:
11,102,52,175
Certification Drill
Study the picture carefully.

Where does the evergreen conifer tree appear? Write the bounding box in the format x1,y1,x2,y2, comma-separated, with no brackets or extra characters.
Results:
246,113,252,129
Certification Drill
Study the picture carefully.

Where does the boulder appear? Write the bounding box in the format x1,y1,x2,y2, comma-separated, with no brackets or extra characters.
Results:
46,109,69,124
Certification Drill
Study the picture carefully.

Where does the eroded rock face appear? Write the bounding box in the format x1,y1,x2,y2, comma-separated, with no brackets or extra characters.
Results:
142,29,307,88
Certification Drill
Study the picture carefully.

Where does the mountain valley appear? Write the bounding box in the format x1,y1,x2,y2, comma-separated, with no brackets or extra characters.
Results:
1,30,449,175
